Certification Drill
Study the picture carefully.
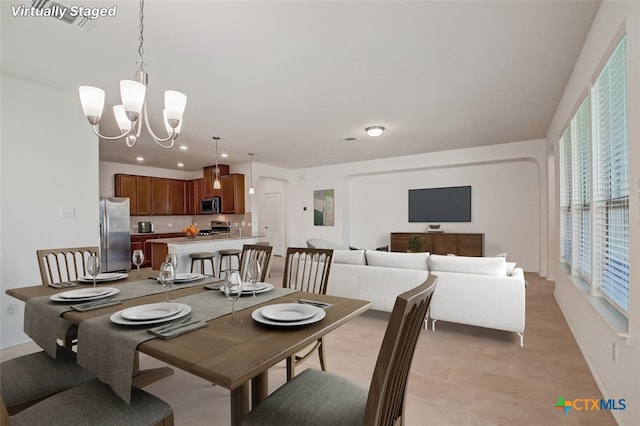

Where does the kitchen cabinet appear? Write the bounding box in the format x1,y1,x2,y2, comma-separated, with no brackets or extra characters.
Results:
114,174,137,215
187,178,203,215
170,179,187,215
131,232,183,269
136,176,151,215
203,164,229,197
151,177,171,215
221,174,245,214
114,174,151,215
390,232,484,256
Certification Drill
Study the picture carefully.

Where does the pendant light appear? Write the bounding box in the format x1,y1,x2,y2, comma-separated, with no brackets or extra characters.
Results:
248,153,255,195
213,137,221,190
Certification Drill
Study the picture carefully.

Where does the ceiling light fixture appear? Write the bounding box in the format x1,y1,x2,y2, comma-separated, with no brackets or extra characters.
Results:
78,0,187,149
365,126,385,137
248,153,255,195
213,136,221,190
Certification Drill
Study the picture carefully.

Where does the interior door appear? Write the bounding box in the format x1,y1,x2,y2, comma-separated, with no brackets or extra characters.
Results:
264,192,285,256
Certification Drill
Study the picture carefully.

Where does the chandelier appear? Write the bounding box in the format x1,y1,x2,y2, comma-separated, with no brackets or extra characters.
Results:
78,0,186,149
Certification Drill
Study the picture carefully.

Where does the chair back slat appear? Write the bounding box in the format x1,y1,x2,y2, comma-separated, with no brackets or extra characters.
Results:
364,274,438,425
282,247,333,295
36,247,99,285
239,244,274,282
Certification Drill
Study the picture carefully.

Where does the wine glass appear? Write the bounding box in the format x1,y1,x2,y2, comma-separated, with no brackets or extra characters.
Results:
165,253,178,272
86,253,101,288
246,257,262,297
132,249,144,276
159,262,176,302
223,269,242,323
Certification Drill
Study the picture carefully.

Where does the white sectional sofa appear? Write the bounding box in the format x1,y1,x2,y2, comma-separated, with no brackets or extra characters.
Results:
326,249,526,346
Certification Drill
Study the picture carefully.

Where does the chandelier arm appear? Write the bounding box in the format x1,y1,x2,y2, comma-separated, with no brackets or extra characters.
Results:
141,102,177,148
90,125,134,141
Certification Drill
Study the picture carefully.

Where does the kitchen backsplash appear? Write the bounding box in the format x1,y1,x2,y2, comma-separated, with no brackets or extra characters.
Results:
130,213,253,235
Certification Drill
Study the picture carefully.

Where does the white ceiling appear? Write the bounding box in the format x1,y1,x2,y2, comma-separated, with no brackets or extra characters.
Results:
1,0,600,171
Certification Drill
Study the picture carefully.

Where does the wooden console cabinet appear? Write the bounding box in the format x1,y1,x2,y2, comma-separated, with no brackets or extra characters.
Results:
390,232,484,256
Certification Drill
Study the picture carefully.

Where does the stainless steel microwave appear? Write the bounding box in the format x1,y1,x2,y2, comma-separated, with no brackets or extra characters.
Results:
201,197,221,214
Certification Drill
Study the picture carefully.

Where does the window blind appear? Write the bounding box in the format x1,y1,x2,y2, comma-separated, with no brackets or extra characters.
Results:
559,127,572,264
592,36,629,314
571,97,591,279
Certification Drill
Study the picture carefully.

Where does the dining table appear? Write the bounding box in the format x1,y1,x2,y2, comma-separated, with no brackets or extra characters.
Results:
6,268,372,425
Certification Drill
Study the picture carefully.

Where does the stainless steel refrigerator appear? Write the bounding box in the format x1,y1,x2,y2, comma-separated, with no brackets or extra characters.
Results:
99,197,131,272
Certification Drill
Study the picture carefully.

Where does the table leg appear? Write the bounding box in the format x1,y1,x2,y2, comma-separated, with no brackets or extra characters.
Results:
230,382,250,426
251,372,269,407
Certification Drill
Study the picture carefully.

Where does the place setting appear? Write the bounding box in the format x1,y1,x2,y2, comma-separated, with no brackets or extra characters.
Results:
251,302,326,327
49,287,122,311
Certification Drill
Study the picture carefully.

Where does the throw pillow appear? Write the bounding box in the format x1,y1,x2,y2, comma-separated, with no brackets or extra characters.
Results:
333,249,367,265
365,250,429,270
429,254,507,276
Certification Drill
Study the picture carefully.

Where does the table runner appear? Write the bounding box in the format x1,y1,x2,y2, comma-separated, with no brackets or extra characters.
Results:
24,276,219,358
77,287,296,403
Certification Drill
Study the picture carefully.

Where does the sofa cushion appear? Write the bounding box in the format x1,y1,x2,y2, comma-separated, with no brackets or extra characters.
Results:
429,254,507,276
364,250,429,270
306,239,349,250
333,249,367,265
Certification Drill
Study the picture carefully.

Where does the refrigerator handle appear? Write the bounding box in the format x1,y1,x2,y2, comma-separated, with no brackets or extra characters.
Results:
102,205,109,250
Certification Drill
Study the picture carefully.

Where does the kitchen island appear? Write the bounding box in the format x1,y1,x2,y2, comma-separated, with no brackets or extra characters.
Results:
149,234,263,275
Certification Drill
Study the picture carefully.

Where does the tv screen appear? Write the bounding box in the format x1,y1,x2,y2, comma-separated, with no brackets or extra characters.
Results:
408,186,471,222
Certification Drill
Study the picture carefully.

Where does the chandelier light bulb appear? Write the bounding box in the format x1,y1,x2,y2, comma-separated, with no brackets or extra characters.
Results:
120,80,146,120
113,105,132,132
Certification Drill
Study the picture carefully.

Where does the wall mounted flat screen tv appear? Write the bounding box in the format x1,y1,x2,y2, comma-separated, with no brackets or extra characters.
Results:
408,185,471,222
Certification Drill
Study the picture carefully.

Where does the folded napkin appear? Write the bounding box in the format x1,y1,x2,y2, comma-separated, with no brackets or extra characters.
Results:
48,281,79,289
147,320,207,339
71,299,122,312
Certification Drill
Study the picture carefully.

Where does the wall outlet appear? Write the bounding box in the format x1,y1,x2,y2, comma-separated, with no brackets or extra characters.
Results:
6,302,16,316
612,341,617,362
59,207,75,219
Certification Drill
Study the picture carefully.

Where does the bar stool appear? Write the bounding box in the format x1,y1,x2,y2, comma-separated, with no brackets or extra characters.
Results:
189,252,216,276
218,249,241,278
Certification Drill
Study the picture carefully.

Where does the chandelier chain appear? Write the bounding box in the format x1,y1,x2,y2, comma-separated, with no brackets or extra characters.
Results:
137,0,145,71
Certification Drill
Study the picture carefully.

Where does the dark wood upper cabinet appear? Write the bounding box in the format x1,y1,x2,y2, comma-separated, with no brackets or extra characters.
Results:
114,174,137,215
203,165,230,197
136,176,151,216
221,174,245,214
151,177,171,215
170,179,187,215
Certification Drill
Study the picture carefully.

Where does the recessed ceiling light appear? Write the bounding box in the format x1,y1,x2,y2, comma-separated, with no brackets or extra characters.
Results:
177,162,184,167
221,153,229,158
136,156,144,162
365,126,385,137
179,145,188,151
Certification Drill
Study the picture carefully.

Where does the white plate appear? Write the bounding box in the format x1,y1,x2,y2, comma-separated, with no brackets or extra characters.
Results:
110,303,191,326
155,273,204,283
252,305,326,327
219,282,274,296
121,303,183,321
260,303,318,322
50,287,120,302
78,273,128,283
57,288,113,300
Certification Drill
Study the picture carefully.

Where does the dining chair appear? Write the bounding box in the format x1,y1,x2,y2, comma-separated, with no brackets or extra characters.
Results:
1,378,174,426
241,274,437,426
0,346,96,415
36,246,99,285
239,244,274,282
282,247,334,380
36,246,99,348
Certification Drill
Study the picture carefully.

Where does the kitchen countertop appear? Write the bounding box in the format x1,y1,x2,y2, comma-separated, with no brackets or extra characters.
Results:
149,233,264,244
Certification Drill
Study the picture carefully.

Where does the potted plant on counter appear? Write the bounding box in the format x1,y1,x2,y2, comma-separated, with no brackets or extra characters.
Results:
407,234,423,253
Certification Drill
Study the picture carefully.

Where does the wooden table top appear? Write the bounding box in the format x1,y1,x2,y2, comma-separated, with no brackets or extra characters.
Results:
6,270,371,390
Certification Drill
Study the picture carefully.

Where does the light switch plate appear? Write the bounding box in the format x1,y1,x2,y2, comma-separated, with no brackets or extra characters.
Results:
60,207,75,219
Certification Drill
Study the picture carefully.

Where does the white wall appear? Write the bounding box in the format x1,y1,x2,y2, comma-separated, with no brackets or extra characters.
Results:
288,139,546,273
546,2,640,425
1,75,100,348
